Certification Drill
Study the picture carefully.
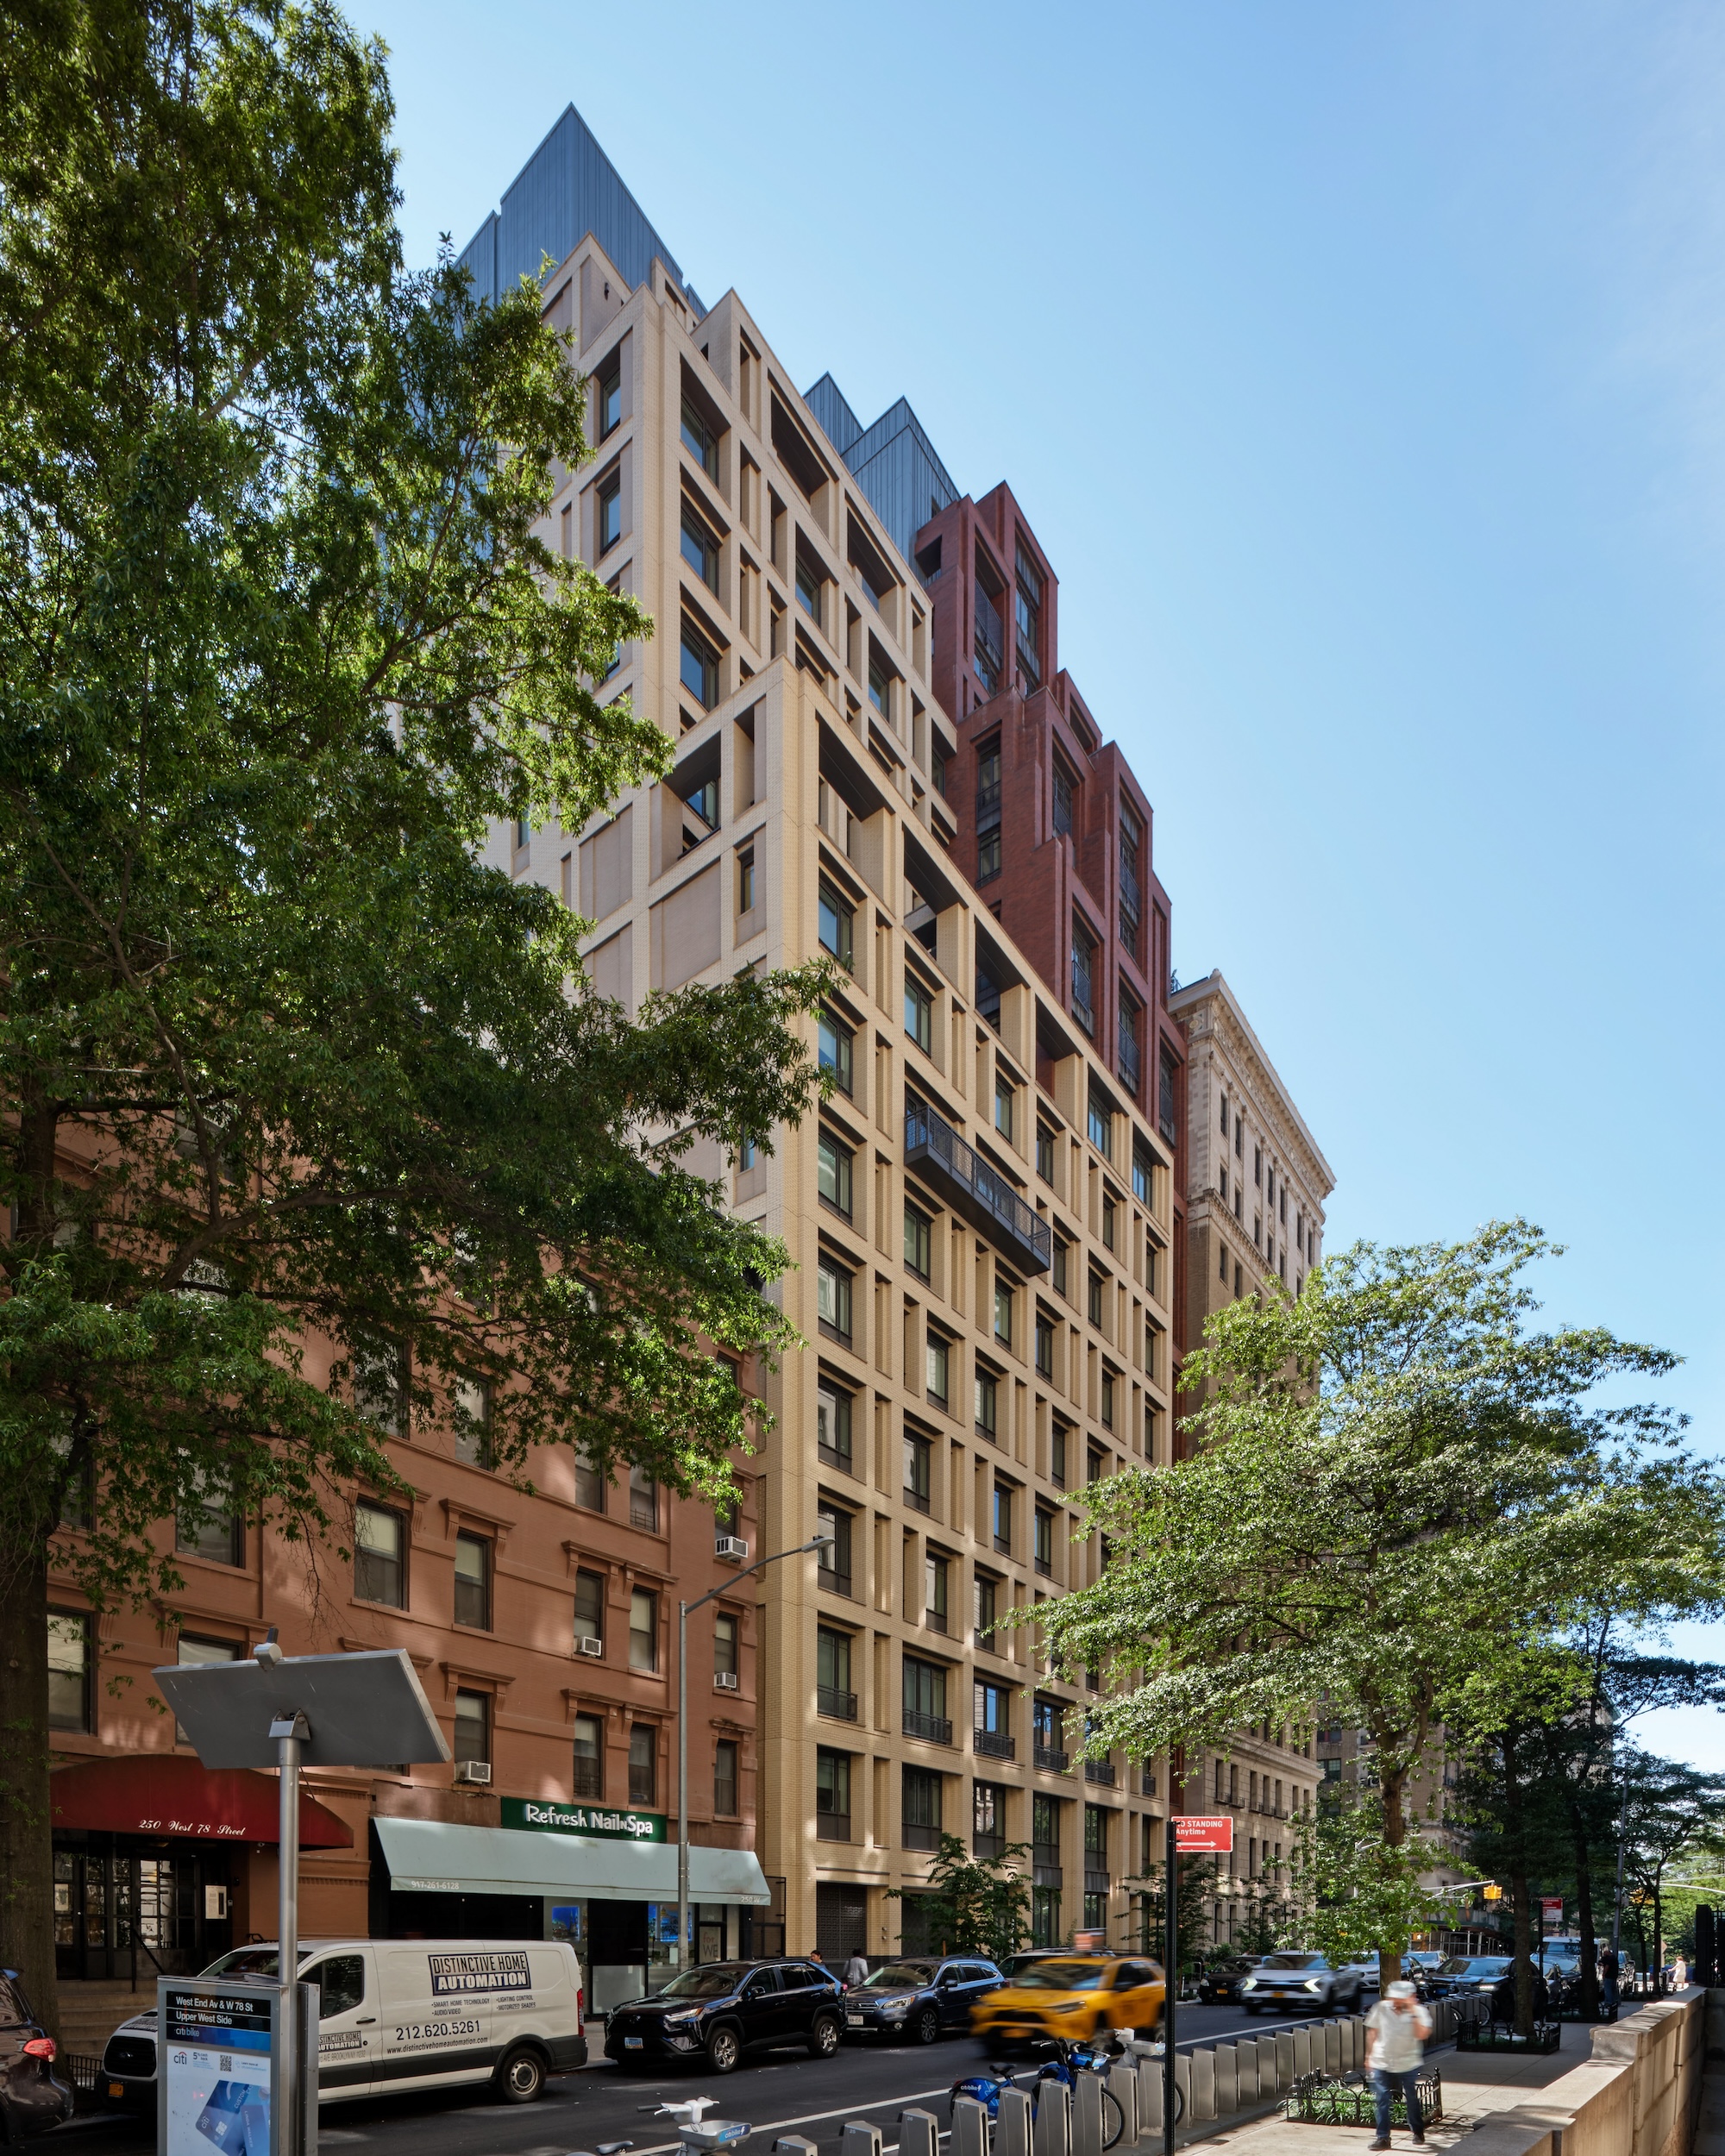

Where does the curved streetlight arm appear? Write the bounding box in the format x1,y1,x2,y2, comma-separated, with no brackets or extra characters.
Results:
677,1532,833,1976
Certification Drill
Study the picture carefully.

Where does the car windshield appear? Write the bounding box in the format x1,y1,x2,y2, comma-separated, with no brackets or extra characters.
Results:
1017,1960,1105,1990
1258,1954,1324,1971
861,1962,934,1990
656,1966,747,2000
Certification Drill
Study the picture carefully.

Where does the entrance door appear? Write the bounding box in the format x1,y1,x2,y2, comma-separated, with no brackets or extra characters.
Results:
53,1843,234,1979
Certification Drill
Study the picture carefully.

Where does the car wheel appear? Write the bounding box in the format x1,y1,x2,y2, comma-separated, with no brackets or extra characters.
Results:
808,2013,841,2059
494,2046,547,2103
706,2025,742,2075
912,2006,941,2045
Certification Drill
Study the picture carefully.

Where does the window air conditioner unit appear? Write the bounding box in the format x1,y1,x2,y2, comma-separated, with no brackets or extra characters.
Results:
714,1670,740,1691
577,1636,605,1658
715,1535,750,1562
453,1760,492,1786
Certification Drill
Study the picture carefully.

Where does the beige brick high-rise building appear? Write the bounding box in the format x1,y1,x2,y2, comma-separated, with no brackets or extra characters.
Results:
468,111,1195,1965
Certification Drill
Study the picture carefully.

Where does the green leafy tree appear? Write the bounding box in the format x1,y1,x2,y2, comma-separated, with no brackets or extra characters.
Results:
889,1835,1032,1964
0,1,825,2026
1285,1787,1440,1971
1618,1752,1725,1992
1025,1225,1725,1993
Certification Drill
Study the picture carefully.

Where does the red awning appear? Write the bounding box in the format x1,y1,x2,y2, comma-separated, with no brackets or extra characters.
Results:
51,1754,353,1847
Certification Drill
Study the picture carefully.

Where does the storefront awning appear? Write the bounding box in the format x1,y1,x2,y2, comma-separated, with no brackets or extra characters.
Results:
51,1754,353,1847
373,1815,770,1905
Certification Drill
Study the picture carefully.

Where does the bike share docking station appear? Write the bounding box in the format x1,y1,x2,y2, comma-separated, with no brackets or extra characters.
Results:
152,1636,451,2156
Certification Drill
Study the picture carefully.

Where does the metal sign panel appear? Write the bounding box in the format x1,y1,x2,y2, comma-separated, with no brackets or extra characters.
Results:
160,1981,275,2156
500,1796,667,1841
1174,1815,1234,1853
154,1651,449,1770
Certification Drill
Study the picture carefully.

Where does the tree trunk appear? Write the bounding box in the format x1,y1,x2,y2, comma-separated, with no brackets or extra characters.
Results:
1571,1802,1599,2019
1378,1766,1405,1994
1511,1870,1534,2035
0,1538,58,2036
1654,1882,1664,1996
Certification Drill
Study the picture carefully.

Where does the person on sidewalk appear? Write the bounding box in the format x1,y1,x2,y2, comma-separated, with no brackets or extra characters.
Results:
843,1950,869,1987
1364,1978,1433,2151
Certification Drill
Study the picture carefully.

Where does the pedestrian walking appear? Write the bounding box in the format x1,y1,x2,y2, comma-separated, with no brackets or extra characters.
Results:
1599,1945,1619,2010
1672,1951,1689,1991
843,1950,869,1987
1364,1979,1433,2151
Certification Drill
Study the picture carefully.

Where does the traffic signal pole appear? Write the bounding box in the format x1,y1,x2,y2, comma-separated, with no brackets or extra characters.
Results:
1164,1813,1177,2156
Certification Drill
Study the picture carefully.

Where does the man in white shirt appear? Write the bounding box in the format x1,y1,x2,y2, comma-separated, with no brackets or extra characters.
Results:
1364,1979,1433,2150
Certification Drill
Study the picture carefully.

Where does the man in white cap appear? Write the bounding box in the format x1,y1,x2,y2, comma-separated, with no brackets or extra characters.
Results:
1364,1978,1432,2150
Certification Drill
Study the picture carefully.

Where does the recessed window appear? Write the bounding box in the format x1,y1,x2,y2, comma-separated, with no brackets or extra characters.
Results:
1015,541,1043,685
868,658,890,718
681,395,719,480
737,849,756,913
681,503,719,592
177,1469,243,1567
1051,1425,1068,1487
994,1282,1014,1347
795,555,822,624
817,1747,852,1839
1052,761,1074,837
629,1588,658,1672
1101,1370,1115,1429
714,1738,739,1816
975,1368,999,1438
904,1764,944,1849
574,1569,605,1653
598,473,622,555
630,1463,658,1532
454,1689,490,1766
818,1009,854,1092
926,1330,950,1407
596,352,623,439
905,1431,932,1511
629,1723,656,1805
994,1075,1015,1142
992,1481,1013,1552
1070,924,1094,1031
1088,1087,1113,1158
354,1501,405,1608
975,1573,999,1642
925,1549,949,1628
574,1441,605,1514
904,1203,932,1280
454,1531,492,1630
1088,1269,1105,1327
817,1128,853,1217
977,830,1001,882
680,620,718,710
48,1612,91,1733
817,1254,853,1342
1034,1507,1055,1576
1035,1314,1054,1380
1132,1143,1153,1207
818,883,854,970
714,1611,739,1680
1220,1097,1231,1138
1052,1238,1069,1297
905,975,933,1053
817,1382,853,1469
1037,1124,1056,1182
1102,1195,1116,1251
818,1501,854,1594
572,1713,603,1797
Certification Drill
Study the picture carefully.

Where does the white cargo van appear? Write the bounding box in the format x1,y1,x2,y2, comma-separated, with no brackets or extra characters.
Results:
100,1938,586,2113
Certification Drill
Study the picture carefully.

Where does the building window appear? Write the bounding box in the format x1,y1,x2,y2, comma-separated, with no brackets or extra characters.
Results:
904,1203,932,1280
714,1739,739,1817
737,849,756,914
454,1376,492,1469
905,975,933,1053
905,1429,932,1512
794,553,822,626
1052,1239,1068,1297
354,1501,405,1608
47,1611,90,1733
1034,1507,1054,1576
1052,761,1074,837
454,1689,490,1766
177,1470,243,1568
868,658,891,719
993,1482,1013,1554
629,1587,657,1672
714,1610,739,1681
1015,542,1043,684
680,620,718,709
598,473,622,555
816,1747,852,1839
681,395,718,480
1101,1370,1115,1429
1088,1269,1105,1327
596,353,622,439
817,1254,853,1343
572,1712,603,1799
994,1282,1014,1348
904,1764,944,1850
975,1780,1006,1859
629,1724,656,1806
903,1659,950,1748
681,502,719,592
817,1382,853,1470
1160,1049,1179,1148
975,1572,999,1644
818,1626,855,1718
1037,1125,1056,1182
977,829,1001,882
925,1550,949,1630
818,883,854,970
975,1679,1011,1746
818,1501,853,1595
926,1331,950,1407
1117,996,1141,1094
574,1569,605,1654
994,1075,1015,1141
1051,1425,1069,1487
1070,924,1094,1031
1102,1196,1116,1252
454,1531,491,1630
817,1129,853,1218
1088,1086,1113,1159
818,1009,854,1091
630,1463,658,1532
574,1443,605,1514
1035,1313,1054,1379
974,588,1002,693
975,1367,998,1438
1133,1144,1154,1208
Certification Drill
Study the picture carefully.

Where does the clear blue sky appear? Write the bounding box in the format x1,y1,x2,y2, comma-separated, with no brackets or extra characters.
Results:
355,1,1725,1763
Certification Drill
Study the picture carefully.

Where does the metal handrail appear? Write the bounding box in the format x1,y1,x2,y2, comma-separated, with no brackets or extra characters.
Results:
905,1103,1052,1268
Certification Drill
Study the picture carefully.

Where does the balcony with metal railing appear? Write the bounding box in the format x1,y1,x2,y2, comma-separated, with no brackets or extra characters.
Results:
1033,1744,1070,1773
903,1709,954,1746
975,1728,1015,1762
819,1685,858,1721
1083,1758,1118,1787
905,1101,1051,1275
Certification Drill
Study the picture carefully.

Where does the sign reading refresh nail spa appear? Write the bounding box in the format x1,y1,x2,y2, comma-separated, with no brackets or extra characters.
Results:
501,1797,667,1842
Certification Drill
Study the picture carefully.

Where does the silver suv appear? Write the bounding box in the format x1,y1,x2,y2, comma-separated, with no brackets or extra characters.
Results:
1238,1953,1365,2015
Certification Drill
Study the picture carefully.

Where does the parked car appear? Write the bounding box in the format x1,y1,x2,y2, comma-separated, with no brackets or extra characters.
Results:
604,1959,844,2074
1197,1958,1263,2005
1337,1960,1382,1994
969,1955,1165,2051
1429,1954,1514,2000
1237,1953,1365,2015
842,1957,1003,2043
103,1938,585,2113
0,1971,72,2142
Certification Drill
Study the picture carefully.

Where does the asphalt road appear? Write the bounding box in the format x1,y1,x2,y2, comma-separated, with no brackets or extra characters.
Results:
51,2001,1353,2156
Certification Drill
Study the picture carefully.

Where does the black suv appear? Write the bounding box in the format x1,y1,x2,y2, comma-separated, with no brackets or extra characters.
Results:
842,1957,1003,2043
605,1960,844,2074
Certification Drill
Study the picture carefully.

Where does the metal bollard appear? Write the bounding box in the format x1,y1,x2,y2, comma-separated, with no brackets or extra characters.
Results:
997,2087,1033,2156
898,2111,938,2156
1274,2029,1295,2091
1108,2061,1138,2148
1189,2046,1215,2123
1234,2036,1258,2103
1032,2073,1071,2156
952,2099,988,2156
1137,2057,1163,2135
1213,2042,1238,2114
775,2140,819,2156
1074,2071,1105,2156
842,2128,883,2156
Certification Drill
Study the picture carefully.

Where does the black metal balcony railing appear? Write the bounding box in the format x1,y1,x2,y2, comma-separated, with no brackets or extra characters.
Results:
818,1685,857,1721
571,1758,602,1800
1084,1758,1117,1786
903,1709,953,1746
975,1729,1015,1761
1033,1744,1070,1773
905,1101,1051,1274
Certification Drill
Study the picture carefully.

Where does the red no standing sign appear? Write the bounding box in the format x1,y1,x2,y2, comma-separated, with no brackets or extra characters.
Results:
1175,1814,1235,1853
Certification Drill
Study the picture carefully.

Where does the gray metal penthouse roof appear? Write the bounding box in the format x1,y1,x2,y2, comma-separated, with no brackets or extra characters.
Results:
457,103,704,316
804,373,960,579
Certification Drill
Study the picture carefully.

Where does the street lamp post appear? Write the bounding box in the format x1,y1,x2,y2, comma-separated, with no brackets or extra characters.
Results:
677,1532,832,1976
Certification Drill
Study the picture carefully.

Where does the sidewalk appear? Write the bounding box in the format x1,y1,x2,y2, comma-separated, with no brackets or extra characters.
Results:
1190,2021,1593,2153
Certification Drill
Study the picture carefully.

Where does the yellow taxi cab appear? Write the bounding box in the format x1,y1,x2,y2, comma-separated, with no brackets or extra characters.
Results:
969,1954,1165,2050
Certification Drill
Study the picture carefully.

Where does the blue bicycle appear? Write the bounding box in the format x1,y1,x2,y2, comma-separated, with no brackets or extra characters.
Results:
950,2038,1141,2147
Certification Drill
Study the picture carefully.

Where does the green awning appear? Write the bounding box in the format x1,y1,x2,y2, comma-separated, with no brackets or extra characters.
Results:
373,1816,771,1905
